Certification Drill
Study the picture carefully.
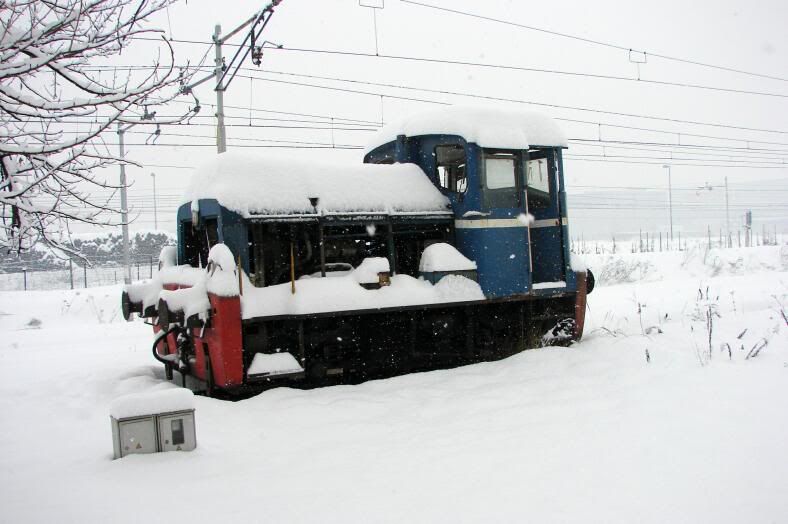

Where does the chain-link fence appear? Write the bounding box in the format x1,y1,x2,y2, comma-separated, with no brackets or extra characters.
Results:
0,255,159,291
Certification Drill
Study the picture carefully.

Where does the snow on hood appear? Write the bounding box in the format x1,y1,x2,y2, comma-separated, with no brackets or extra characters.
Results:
182,152,449,216
419,243,477,272
366,105,568,153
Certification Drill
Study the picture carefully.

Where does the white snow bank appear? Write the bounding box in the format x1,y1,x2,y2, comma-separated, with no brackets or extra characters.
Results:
183,151,449,216
2,252,788,523
159,281,210,319
432,274,486,300
419,243,476,272
125,279,163,310
353,257,390,284
110,388,194,419
157,245,239,317
586,245,785,286
242,273,484,318
157,265,205,287
206,244,240,297
366,105,568,152
248,352,304,376
125,265,205,310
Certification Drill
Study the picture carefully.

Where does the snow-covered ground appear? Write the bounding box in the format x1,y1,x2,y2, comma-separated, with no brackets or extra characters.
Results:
0,246,786,523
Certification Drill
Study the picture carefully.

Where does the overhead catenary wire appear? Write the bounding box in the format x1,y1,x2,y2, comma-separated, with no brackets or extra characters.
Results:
78,62,788,136
49,113,788,163
562,157,786,169
35,112,788,159
255,46,788,100
129,36,788,99
233,70,788,147
399,0,788,84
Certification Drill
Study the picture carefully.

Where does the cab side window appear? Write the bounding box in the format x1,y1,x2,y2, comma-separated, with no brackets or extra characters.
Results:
483,151,520,209
526,152,553,210
435,145,467,193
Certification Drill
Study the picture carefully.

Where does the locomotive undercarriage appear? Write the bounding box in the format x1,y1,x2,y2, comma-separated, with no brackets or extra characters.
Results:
234,294,578,391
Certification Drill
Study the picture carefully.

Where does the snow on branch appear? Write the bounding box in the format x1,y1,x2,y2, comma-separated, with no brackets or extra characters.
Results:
0,0,197,255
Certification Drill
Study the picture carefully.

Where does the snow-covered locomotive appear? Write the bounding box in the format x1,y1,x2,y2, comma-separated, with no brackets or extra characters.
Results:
122,106,594,395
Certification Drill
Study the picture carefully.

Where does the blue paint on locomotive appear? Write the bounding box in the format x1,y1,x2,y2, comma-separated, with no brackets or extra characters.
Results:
366,133,576,299
458,226,530,296
177,127,577,302
176,199,250,273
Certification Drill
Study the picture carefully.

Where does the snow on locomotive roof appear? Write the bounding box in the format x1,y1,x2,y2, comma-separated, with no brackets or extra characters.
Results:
366,105,568,153
183,152,449,216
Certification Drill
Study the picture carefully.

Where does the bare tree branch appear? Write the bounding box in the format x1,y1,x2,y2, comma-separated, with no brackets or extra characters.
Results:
0,0,196,255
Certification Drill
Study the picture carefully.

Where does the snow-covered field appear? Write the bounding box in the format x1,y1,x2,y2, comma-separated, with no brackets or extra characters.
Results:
1,246,786,523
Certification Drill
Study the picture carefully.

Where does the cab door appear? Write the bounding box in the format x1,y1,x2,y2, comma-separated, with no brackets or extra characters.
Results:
525,149,566,285
454,149,530,297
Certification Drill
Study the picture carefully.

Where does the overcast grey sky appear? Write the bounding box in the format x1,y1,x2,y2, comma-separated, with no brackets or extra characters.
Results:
105,0,788,239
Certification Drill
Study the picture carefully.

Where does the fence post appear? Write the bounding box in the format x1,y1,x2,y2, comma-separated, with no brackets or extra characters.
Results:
150,255,154,279
22,268,27,291
136,261,140,281
69,260,74,289
83,263,87,288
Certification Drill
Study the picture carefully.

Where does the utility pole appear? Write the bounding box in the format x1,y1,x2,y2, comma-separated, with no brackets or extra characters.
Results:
151,172,158,230
213,24,227,153
724,176,731,248
180,2,282,154
118,123,132,284
117,107,159,283
662,164,674,241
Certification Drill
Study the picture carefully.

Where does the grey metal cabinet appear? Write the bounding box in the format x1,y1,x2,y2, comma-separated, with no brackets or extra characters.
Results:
112,416,158,458
157,412,197,452
111,409,196,459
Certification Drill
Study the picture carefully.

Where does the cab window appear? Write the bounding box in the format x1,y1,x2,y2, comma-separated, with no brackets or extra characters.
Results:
435,145,467,193
483,151,519,208
182,218,218,268
526,152,553,209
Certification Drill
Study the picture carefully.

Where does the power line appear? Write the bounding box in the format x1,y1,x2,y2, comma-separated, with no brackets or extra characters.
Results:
122,130,365,147
79,61,788,136
564,153,785,166
37,116,788,159
568,138,788,155
563,156,787,169
131,35,788,98
569,141,788,161
239,70,788,147
400,0,788,84
258,46,788,100
568,184,788,192
98,142,364,149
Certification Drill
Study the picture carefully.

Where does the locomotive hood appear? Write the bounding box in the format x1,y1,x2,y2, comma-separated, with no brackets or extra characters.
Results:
182,151,450,217
365,105,568,153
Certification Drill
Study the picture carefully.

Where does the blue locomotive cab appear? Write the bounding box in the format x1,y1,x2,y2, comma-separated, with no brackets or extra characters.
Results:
364,106,574,299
